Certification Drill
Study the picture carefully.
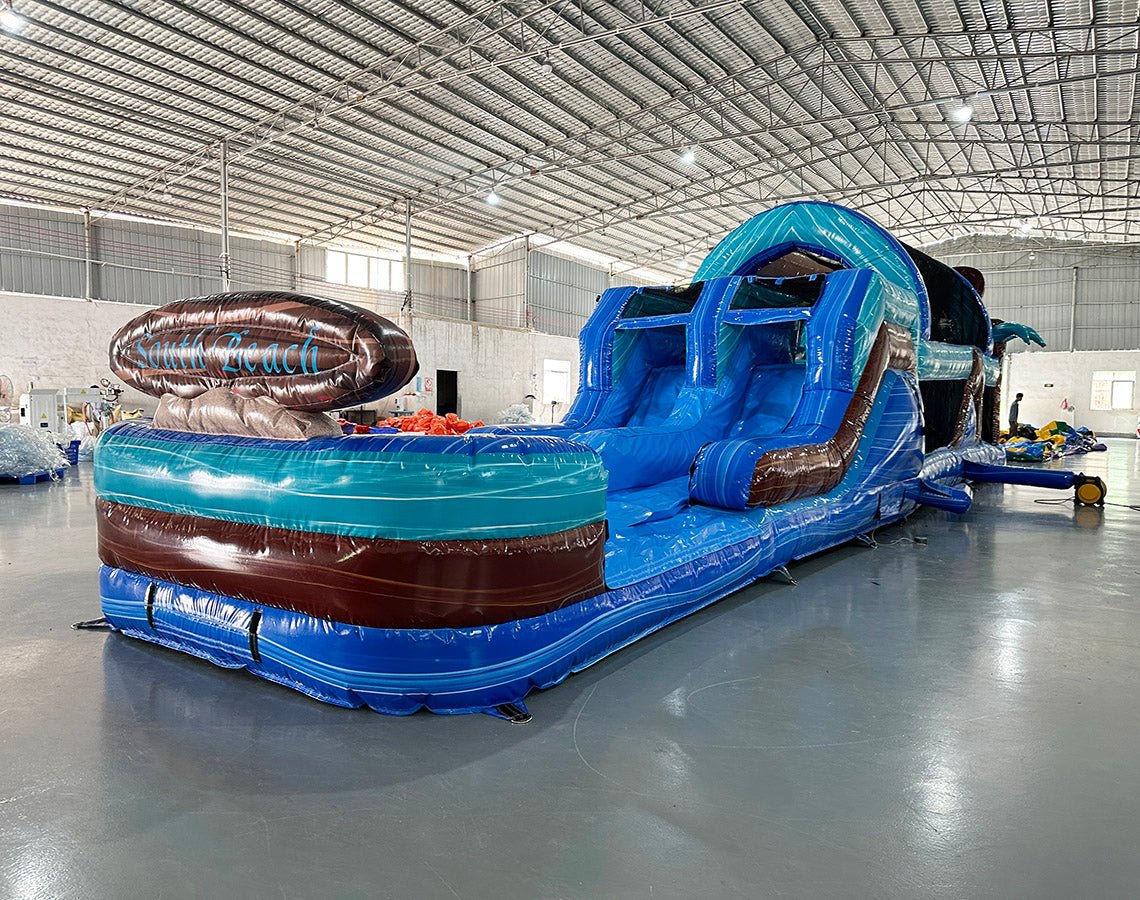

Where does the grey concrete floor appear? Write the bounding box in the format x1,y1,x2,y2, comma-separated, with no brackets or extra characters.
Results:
2,441,1139,899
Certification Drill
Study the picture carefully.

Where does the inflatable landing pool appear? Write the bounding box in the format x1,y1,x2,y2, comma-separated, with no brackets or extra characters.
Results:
94,202,1104,717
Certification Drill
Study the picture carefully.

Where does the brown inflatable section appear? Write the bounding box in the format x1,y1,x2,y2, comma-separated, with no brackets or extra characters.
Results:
109,291,418,412
96,500,606,629
154,387,343,440
988,317,1009,442
748,322,916,507
954,265,985,297
951,349,986,446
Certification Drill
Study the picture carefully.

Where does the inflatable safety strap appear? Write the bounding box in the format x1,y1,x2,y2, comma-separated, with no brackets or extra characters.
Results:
747,322,915,506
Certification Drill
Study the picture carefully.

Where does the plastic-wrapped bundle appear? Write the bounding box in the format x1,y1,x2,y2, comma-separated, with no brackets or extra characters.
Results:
497,403,537,424
0,424,69,478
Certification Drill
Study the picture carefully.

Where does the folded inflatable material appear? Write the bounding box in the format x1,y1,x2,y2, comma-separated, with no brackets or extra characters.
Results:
1003,440,1052,461
1035,420,1077,438
154,388,342,440
109,291,418,411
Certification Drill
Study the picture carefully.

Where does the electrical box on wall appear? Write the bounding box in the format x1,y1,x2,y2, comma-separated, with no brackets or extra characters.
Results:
18,389,66,434
65,386,98,410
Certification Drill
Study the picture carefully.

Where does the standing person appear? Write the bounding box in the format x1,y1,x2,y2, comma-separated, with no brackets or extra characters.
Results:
1009,392,1024,434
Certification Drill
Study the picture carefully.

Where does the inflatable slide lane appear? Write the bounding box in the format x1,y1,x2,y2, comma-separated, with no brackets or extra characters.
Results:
94,203,1105,717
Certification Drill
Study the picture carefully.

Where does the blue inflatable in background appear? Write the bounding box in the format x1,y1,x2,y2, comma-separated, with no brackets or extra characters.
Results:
94,202,1096,716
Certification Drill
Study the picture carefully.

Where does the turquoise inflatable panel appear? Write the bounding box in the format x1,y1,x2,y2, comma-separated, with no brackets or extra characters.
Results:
918,340,1000,384
96,425,608,540
693,200,927,344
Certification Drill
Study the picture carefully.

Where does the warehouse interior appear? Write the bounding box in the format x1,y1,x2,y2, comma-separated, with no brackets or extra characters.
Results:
1,1,1139,896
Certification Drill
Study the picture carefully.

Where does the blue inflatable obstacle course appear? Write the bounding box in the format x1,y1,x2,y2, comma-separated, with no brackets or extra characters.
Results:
94,203,1105,717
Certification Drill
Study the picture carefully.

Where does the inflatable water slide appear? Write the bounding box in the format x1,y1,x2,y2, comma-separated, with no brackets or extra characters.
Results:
93,201,1103,717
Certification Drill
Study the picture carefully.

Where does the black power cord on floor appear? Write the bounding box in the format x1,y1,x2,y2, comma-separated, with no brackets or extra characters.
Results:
1033,497,1140,512
861,524,928,546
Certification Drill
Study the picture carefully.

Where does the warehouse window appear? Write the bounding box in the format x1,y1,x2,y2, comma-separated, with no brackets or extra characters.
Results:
346,253,368,287
622,281,703,319
1090,371,1135,410
543,359,572,404
326,250,405,292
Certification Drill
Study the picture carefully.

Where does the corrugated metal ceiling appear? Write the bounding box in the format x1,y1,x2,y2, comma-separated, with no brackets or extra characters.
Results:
1,0,1137,277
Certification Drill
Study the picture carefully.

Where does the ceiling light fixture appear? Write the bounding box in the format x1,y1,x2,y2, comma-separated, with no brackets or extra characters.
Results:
947,101,974,124
486,189,500,206
679,147,697,165
0,1,25,32
538,55,553,76
1017,219,1033,234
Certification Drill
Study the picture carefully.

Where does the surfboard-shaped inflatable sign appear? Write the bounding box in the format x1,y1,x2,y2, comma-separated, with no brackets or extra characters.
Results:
109,291,419,412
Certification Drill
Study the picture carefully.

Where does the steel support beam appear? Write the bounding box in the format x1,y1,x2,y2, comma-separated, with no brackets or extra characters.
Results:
402,199,413,312
99,0,750,214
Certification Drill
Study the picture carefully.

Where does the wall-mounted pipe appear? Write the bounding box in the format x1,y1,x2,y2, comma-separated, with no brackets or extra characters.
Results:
220,140,231,291
83,207,93,301
1068,265,1078,351
402,199,413,312
523,234,531,330
467,254,474,322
